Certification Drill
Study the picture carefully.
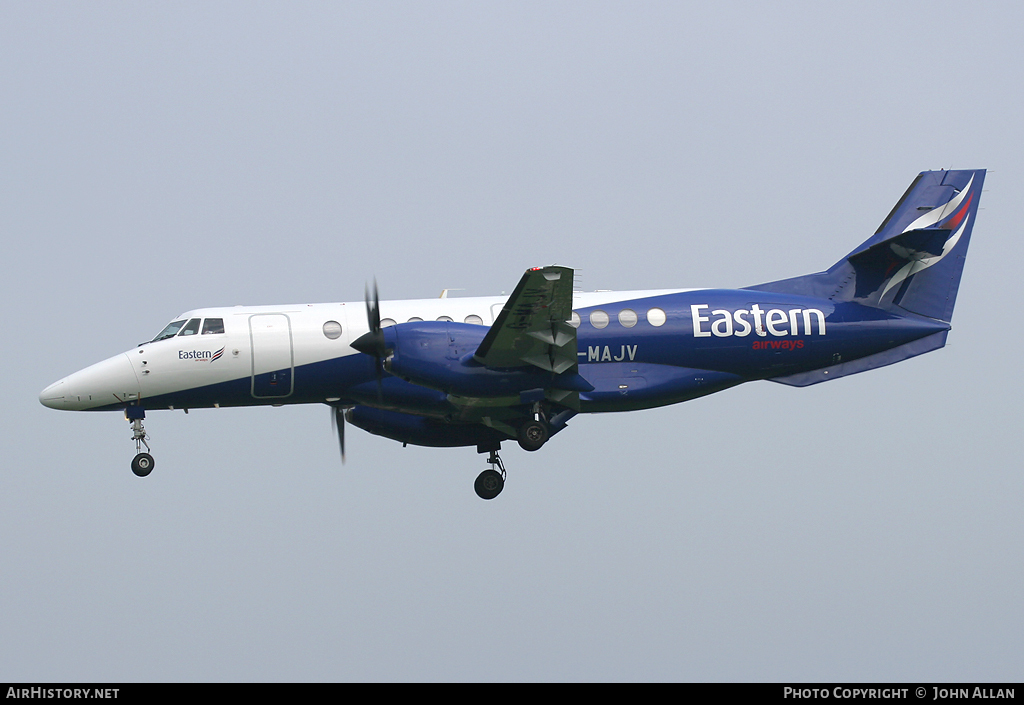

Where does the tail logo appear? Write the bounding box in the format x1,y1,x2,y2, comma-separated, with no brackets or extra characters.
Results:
880,176,975,299
901,174,975,232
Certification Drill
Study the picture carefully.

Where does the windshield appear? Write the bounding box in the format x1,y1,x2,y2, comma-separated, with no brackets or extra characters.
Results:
151,319,187,342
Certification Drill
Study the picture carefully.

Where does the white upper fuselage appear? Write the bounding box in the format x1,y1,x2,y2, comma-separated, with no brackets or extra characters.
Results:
39,289,688,412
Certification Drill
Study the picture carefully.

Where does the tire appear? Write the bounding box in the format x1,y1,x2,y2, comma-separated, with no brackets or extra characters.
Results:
131,453,154,477
517,420,549,452
474,469,504,500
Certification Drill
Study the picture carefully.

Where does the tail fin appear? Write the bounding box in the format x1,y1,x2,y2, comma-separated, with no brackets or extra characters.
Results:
748,169,985,323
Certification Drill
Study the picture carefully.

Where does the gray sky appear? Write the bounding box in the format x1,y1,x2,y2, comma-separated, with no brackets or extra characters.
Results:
3,1,1022,681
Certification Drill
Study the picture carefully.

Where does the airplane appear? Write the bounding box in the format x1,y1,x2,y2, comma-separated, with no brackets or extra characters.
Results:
39,168,984,499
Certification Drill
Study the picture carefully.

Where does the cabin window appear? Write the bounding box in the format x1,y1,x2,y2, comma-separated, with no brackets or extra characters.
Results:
407,317,423,323
202,318,225,335
569,312,581,328
178,318,201,337
618,309,638,328
589,310,609,329
464,314,483,325
381,318,397,327
152,320,187,342
647,308,667,327
322,321,342,340
436,316,453,322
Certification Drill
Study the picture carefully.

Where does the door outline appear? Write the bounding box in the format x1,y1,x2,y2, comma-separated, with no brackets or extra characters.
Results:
249,313,295,399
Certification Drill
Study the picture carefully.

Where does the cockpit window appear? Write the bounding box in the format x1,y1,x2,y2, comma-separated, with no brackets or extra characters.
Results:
202,318,225,335
152,320,187,342
177,318,201,337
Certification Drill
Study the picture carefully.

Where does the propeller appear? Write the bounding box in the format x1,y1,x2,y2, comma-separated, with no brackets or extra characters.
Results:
350,279,388,401
351,280,385,356
332,280,390,465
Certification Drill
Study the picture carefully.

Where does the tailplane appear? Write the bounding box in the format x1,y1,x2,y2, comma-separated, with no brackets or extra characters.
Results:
748,169,985,323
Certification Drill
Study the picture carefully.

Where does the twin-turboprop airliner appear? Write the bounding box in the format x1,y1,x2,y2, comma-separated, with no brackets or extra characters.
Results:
40,169,984,499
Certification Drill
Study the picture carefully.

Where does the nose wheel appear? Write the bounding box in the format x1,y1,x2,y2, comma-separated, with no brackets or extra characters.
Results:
127,408,154,477
132,452,154,477
474,450,506,500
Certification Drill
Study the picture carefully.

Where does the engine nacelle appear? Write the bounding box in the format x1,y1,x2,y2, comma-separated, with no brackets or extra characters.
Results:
345,405,508,449
382,321,590,398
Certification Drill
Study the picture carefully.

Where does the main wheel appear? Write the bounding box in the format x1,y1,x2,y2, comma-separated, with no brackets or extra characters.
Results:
474,469,504,500
131,453,154,477
517,419,550,452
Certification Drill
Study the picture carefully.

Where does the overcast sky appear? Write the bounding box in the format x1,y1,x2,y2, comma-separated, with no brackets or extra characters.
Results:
3,1,1022,682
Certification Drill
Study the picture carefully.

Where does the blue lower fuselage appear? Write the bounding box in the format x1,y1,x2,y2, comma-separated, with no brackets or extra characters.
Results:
45,288,948,421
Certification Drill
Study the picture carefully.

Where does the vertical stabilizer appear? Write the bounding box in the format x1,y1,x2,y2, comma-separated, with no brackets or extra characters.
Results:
748,169,985,323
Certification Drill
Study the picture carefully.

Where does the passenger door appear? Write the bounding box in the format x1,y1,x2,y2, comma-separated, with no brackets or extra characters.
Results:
249,314,294,399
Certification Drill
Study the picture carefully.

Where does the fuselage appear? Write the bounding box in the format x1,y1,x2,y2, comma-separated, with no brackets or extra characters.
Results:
39,286,948,417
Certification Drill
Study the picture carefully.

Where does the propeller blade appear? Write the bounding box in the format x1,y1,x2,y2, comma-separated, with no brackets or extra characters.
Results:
372,279,384,402
366,279,381,333
373,279,381,328
352,278,387,357
330,405,346,464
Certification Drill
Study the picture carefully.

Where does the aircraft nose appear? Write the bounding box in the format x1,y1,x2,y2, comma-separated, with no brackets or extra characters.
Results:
39,379,68,409
40,353,140,411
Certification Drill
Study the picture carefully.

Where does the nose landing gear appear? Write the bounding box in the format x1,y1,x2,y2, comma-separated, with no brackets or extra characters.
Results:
126,407,154,477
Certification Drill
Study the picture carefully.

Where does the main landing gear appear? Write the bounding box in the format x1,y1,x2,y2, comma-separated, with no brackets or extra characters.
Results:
473,413,555,499
517,418,550,452
517,402,551,452
474,450,506,500
126,407,154,477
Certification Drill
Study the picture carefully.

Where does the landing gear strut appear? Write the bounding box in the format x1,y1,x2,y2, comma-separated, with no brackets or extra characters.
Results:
126,407,154,477
474,450,506,500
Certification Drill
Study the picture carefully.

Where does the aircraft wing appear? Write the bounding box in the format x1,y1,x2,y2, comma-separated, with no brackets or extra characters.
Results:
473,266,577,375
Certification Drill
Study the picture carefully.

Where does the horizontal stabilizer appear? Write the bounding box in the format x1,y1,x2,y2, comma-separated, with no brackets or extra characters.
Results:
849,226,951,262
844,227,954,300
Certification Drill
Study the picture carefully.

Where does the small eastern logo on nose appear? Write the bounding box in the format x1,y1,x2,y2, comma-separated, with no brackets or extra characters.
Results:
179,346,226,362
